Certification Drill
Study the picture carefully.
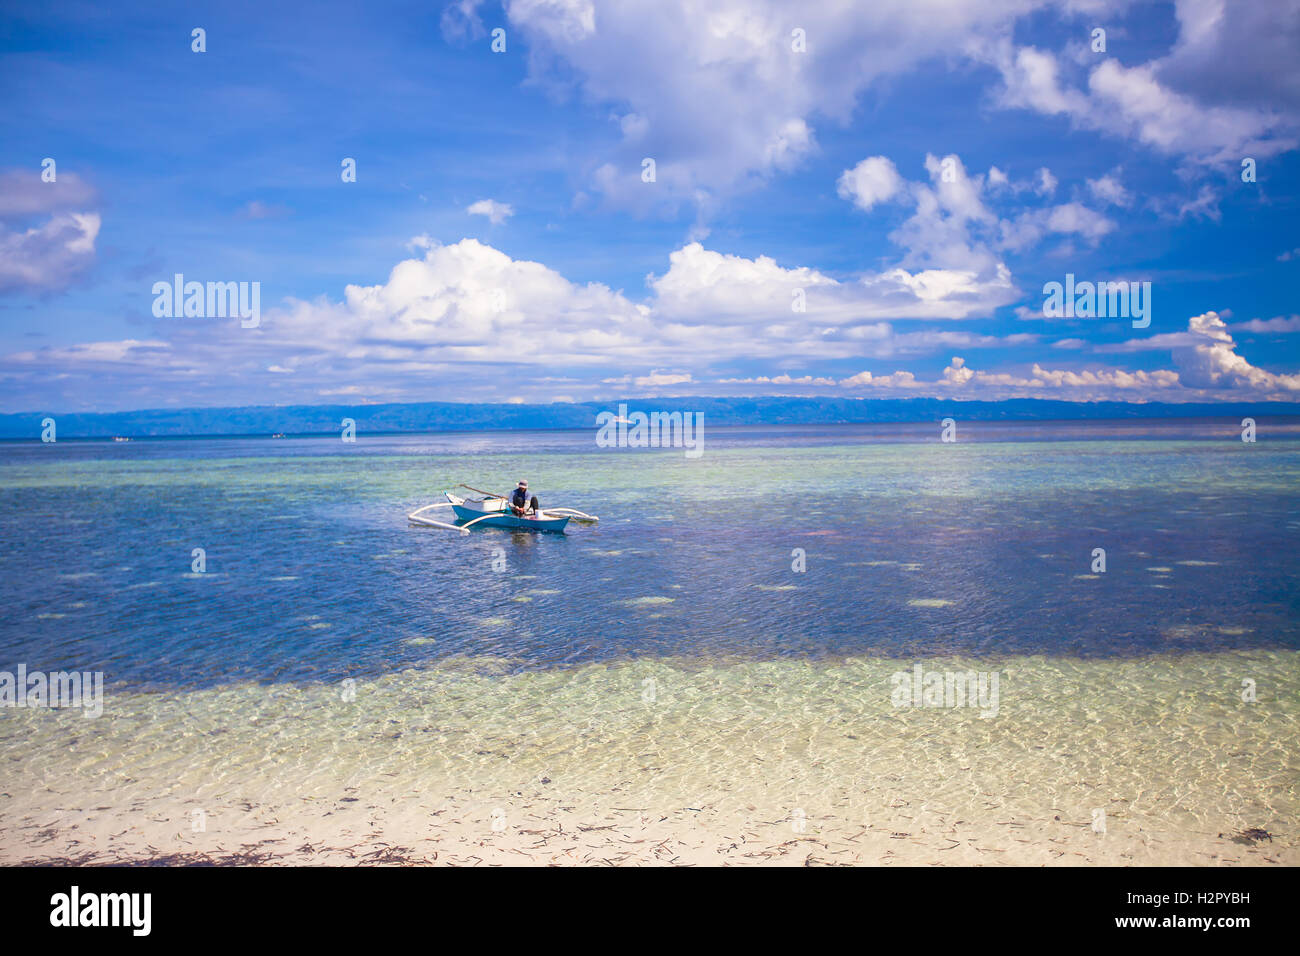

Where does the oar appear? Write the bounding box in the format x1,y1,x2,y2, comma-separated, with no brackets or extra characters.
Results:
456,483,507,499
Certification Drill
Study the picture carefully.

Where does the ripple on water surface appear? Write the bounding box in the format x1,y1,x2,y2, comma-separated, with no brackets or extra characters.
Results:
1,649,1295,861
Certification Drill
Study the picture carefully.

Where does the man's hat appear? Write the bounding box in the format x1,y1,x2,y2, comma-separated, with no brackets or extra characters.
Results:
518,480,528,487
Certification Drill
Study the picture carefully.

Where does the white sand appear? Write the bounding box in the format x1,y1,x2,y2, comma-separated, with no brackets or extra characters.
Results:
2,651,1294,866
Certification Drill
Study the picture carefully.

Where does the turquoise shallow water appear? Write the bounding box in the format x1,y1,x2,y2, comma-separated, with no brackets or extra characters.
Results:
0,424,1297,688
1,422,1297,862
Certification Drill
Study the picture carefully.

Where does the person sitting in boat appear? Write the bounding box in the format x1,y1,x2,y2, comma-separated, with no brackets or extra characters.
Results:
509,480,540,516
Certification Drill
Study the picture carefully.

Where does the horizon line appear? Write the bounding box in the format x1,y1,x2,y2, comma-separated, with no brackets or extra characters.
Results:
5,393,1300,420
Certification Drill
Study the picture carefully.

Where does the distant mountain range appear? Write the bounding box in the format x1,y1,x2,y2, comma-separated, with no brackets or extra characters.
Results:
1,396,1296,439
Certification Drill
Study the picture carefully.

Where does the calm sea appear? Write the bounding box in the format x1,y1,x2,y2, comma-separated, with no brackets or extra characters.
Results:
1,419,1298,690
2,418,1297,861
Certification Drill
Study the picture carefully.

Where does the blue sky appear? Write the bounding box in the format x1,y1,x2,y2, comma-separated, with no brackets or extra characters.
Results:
1,0,1298,411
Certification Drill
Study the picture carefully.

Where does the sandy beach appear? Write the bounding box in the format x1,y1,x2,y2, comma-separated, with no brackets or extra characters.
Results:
4,651,1294,866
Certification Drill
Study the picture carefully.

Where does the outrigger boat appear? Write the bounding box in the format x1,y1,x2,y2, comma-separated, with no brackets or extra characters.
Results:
408,484,599,535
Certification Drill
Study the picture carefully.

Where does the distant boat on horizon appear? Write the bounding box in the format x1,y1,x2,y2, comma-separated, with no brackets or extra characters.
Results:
111,436,131,442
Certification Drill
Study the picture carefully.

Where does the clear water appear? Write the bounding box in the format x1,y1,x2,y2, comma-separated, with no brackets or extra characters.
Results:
2,424,1298,686
1,422,1297,863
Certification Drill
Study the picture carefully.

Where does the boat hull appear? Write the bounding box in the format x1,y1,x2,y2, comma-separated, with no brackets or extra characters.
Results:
447,496,571,533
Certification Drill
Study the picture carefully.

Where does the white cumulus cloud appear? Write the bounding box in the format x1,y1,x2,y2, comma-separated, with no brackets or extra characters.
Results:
466,199,514,224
